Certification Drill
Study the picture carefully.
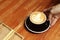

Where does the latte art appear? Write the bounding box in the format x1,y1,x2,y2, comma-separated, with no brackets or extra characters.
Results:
30,12,47,24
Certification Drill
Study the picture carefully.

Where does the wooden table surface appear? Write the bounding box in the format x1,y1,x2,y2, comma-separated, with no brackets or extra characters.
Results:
0,0,60,40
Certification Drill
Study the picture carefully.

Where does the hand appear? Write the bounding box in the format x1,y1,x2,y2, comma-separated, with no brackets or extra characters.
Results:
50,4,60,26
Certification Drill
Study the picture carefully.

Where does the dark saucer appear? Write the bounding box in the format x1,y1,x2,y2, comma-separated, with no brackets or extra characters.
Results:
25,17,50,33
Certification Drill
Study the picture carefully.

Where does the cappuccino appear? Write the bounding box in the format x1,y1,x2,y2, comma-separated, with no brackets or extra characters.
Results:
30,12,47,24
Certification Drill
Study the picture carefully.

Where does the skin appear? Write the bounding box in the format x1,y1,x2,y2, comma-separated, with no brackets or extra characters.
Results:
49,13,59,26
49,4,60,26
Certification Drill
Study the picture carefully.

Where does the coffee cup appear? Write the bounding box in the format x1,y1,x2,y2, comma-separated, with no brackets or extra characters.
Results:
25,12,50,33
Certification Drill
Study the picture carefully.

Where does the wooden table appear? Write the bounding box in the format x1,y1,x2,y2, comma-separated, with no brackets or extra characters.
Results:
0,0,60,40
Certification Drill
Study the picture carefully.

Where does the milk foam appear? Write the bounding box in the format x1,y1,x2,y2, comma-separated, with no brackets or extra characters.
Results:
30,12,47,24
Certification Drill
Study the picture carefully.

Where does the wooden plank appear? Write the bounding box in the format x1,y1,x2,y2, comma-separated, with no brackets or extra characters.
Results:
0,0,60,40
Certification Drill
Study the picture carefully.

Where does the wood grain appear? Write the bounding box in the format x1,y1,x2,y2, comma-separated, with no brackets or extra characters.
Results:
0,0,60,40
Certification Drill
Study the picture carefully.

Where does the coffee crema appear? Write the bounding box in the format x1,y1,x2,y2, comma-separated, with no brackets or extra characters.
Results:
30,12,47,25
